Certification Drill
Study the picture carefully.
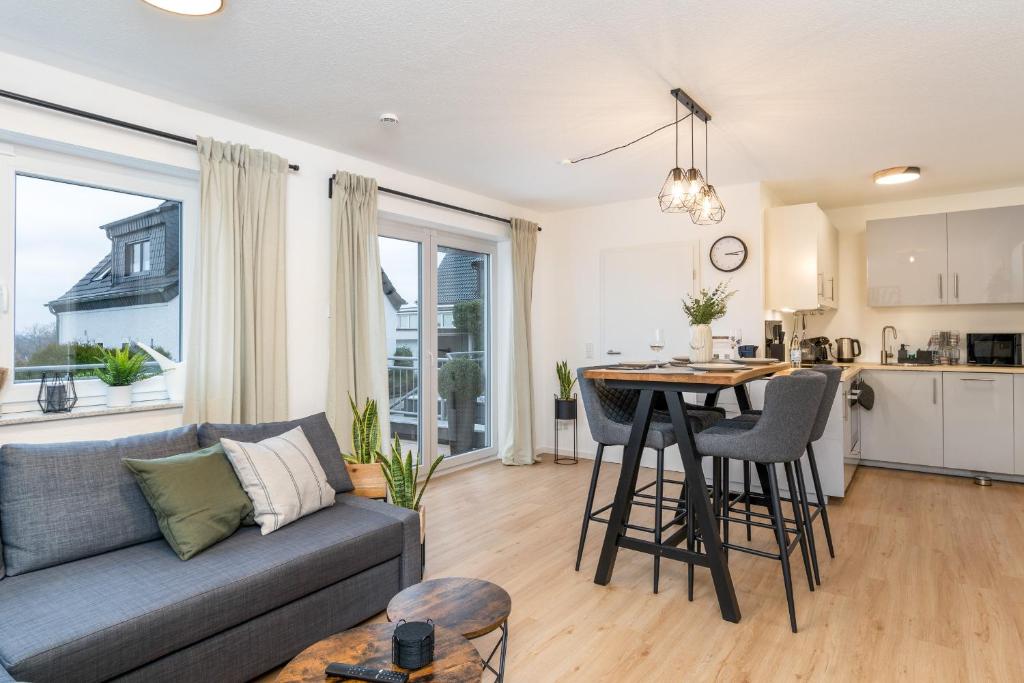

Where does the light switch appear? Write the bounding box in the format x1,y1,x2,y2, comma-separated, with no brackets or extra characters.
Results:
584,342,594,359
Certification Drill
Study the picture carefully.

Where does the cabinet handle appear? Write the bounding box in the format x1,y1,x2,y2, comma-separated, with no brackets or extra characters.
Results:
818,273,824,296
607,350,622,355
828,278,835,300
932,377,937,404
954,272,959,299
938,274,943,300
960,377,995,382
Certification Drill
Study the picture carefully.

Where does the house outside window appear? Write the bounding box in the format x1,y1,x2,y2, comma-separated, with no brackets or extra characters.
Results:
0,142,196,403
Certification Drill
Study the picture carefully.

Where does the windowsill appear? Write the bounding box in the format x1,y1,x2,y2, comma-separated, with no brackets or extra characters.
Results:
0,400,182,426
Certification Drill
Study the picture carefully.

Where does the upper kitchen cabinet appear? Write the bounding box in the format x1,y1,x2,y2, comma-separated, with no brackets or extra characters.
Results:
946,205,1024,304
765,203,839,312
866,213,948,306
867,204,1024,307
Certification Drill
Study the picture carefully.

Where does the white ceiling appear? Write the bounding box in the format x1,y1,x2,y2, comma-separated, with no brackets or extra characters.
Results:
1,1,1023,211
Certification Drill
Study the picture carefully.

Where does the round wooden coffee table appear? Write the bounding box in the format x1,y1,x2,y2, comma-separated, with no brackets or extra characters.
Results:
387,578,511,682
276,622,480,682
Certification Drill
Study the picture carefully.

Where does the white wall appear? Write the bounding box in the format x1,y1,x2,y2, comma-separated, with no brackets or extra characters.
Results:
798,185,1024,361
0,51,542,443
57,298,180,359
533,181,770,467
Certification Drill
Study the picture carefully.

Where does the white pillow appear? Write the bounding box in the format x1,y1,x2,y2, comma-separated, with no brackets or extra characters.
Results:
220,426,336,535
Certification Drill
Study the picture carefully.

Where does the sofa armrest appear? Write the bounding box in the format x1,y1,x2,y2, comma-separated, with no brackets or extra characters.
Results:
337,494,422,588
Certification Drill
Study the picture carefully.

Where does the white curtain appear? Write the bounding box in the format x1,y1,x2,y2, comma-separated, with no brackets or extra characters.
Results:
500,218,539,465
184,137,289,424
327,171,390,444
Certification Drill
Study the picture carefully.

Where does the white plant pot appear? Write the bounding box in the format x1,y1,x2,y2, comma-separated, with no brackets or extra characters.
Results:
106,385,134,408
690,324,714,363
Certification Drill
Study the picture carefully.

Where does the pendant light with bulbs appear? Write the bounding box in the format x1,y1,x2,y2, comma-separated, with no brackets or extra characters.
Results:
657,98,690,212
690,119,725,224
658,88,723,224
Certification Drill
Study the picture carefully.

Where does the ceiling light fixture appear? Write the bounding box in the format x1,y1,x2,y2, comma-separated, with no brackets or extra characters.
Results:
379,112,400,126
873,165,921,185
141,0,223,16
657,98,690,213
690,119,725,224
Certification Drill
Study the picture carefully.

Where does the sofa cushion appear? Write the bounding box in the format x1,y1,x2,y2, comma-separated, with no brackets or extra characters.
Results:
0,425,199,575
0,495,405,683
199,412,353,493
123,443,254,560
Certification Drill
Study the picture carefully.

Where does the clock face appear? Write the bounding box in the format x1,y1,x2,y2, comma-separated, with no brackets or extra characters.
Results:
710,236,748,272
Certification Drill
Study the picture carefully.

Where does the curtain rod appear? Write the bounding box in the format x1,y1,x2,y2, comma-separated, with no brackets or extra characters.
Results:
0,88,301,172
328,174,541,231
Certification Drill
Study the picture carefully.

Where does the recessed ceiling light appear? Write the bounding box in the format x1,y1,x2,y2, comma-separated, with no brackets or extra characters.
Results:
873,165,921,185
141,0,223,16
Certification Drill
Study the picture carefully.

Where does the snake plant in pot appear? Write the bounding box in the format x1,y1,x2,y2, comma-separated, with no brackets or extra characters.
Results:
341,394,387,499
378,434,444,569
554,360,577,419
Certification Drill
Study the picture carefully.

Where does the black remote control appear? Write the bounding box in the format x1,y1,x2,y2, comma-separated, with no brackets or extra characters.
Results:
325,662,409,682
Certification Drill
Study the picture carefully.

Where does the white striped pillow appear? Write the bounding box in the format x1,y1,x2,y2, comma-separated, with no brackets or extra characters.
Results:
220,426,336,535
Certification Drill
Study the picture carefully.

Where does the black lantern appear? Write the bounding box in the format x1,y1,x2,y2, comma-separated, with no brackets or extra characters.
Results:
37,372,78,413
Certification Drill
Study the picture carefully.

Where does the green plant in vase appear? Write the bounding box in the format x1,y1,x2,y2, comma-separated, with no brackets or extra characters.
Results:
556,360,576,400
342,394,387,499
95,346,157,408
438,357,483,455
682,281,736,363
378,434,444,512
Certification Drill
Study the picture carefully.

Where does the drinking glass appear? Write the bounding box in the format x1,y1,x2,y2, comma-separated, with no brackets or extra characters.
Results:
649,328,665,363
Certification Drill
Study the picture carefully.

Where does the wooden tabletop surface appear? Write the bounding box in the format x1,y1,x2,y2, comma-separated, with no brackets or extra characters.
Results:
275,622,480,683
387,577,511,640
583,361,791,386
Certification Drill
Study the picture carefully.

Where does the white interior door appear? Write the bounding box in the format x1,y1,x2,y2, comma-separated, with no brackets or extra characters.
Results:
600,241,698,363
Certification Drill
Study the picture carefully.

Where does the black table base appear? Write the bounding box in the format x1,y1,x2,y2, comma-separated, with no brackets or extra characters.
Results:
592,383,741,623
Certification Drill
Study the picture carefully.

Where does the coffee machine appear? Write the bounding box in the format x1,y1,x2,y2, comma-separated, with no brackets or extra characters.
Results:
804,336,833,365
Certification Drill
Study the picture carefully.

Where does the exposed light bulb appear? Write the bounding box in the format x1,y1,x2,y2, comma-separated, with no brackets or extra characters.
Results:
672,179,684,200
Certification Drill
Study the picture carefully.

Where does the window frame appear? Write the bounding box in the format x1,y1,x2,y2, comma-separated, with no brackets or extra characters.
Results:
0,143,198,413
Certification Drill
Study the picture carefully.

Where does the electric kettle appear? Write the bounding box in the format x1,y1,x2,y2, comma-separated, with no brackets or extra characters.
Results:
833,337,862,363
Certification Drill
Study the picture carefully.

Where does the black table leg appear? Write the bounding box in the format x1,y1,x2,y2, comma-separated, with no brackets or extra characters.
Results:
664,391,741,623
732,384,752,412
594,389,655,585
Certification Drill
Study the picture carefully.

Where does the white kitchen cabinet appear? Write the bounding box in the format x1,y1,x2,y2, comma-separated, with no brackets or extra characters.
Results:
942,372,1014,473
946,205,1024,304
860,370,943,467
1015,376,1024,475
866,213,948,306
765,203,839,312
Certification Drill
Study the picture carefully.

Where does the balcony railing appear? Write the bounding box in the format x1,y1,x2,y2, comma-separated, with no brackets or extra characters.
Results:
13,361,162,382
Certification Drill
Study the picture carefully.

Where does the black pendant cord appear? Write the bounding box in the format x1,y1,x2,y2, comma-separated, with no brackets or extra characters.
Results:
674,99,680,169
690,106,695,170
328,175,541,231
705,120,710,182
568,112,692,165
0,88,300,171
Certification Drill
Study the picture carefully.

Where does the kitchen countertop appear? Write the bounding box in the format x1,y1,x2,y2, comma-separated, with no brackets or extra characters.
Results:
835,362,1024,381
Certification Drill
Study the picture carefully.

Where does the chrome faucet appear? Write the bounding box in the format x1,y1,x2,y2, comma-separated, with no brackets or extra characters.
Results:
881,325,898,364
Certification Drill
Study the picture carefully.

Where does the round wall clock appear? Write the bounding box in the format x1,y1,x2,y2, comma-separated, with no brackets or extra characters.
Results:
709,235,748,272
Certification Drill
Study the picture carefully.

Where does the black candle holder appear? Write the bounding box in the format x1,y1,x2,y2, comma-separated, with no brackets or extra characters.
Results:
554,395,578,465
37,372,78,413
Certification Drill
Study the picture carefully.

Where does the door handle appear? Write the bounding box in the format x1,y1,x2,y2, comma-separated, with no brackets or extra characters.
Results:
607,350,622,355
938,274,943,300
954,272,959,299
959,377,995,382
932,377,937,404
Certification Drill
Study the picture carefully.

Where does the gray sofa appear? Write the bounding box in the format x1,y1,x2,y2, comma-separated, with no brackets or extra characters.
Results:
0,413,421,683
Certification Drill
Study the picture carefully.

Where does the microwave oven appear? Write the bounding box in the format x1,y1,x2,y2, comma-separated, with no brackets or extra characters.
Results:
966,333,1023,366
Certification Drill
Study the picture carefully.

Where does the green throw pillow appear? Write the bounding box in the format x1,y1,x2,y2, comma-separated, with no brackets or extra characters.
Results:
123,444,255,560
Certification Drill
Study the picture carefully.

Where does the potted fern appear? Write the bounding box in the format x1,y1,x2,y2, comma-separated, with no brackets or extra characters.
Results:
554,361,577,419
342,395,387,499
95,346,156,408
682,281,737,363
378,434,444,569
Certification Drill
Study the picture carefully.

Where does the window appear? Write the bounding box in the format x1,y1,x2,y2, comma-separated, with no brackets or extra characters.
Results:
127,240,151,274
3,161,190,387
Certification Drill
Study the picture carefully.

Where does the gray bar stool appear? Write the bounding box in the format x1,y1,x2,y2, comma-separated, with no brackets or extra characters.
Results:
695,372,826,632
575,366,724,593
720,365,842,584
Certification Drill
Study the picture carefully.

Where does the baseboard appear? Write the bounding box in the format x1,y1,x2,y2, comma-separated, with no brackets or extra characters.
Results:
859,460,1024,484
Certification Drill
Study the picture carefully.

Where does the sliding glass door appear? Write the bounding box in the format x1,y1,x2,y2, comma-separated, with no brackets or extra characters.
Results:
379,221,495,466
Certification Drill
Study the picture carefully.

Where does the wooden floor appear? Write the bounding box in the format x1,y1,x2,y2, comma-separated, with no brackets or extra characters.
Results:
265,459,1024,682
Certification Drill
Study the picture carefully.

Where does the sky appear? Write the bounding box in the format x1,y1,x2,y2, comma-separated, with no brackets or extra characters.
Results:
15,175,164,332
378,236,458,308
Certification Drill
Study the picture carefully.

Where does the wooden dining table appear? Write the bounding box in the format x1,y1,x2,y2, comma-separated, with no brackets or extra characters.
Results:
582,361,791,623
